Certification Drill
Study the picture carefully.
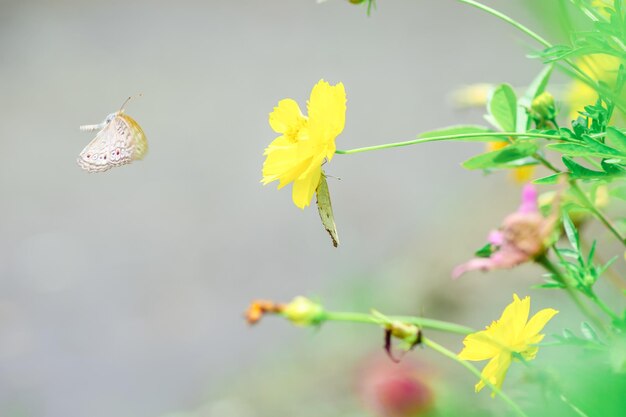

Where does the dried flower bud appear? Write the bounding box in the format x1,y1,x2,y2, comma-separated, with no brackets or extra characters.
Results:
244,300,284,325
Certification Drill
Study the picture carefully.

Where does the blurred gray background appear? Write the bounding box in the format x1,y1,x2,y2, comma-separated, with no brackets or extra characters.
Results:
0,1,583,417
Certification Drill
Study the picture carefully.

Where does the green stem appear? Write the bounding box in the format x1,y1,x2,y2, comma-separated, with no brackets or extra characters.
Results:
536,253,607,332
455,0,614,113
569,181,626,247
455,0,551,48
423,337,530,417
322,311,474,335
588,291,622,322
534,153,560,173
335,132,563,155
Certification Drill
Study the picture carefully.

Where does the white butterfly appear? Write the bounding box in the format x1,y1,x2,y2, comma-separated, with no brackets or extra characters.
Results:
78,96,148,173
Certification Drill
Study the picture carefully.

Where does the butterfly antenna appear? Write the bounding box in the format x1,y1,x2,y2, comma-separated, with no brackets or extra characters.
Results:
119,93,143,113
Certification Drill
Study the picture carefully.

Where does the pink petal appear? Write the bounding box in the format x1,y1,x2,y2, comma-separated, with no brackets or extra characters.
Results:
488,230,504,246
518,184,538,214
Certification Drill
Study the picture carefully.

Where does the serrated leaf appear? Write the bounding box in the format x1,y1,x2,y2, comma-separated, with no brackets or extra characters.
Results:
547,141,624,159
606,127,626,153
488,84,517,132
562,156,610,180
418,125,507,142
316,174,339,248
463,142,538,170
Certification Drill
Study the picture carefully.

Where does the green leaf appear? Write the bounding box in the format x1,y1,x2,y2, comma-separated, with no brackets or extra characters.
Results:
606,127,626,153
532,282,566,289
610,185,626,201
533,172,567,184
562,211,580,251
487,84,517,132
462,142,538,170
316,174,339,248
548,140,624,159
517,65,553,133
417,125,507,142
587,240,597,266
562,157,610,180
474,243,494,258
558,248,580,259
580,322,601,343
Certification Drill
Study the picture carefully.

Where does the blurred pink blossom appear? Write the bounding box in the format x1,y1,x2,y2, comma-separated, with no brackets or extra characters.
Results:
358,354,434,417
452,184,557,279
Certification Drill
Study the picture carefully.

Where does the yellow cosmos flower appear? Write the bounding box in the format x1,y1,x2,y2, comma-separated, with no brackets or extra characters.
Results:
262,80,346,209
565,54,622,122
458,294,558,396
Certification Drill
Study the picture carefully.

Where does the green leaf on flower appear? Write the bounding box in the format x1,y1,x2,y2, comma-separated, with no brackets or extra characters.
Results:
316,173,339,248
418,125,507,142
462,142,538,170
474,243,494,258
486,83,518,132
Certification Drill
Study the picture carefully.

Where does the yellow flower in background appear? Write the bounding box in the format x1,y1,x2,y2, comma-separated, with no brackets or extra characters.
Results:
565,54,621,121
486,141,534,183
458,294,558,396
262,80,346,209
591,0,611,18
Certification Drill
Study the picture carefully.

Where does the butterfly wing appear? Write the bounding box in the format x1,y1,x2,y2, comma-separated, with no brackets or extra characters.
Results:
316,173,339,247
119,113,148,160
77,113,148,173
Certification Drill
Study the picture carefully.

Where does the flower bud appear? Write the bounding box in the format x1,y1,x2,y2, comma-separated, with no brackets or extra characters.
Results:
389,322,420,345
530,92,557,128
282,296,325,326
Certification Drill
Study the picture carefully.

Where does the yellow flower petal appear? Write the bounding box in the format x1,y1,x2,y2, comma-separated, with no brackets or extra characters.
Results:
521,308,559,340
263,80,346,209
497,294,530,343
262,135,313,188
308,80,346,146
459,330,501,361
269,99,305,134
459,294,557,395
292,164,322,209
475,353,512,395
